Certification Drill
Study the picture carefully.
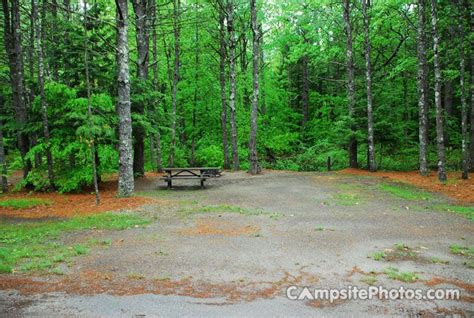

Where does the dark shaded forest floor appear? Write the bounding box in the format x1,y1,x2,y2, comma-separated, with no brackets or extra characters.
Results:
0,171,473,316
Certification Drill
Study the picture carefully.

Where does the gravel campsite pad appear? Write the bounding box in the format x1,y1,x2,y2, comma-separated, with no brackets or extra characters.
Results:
1,171,473,316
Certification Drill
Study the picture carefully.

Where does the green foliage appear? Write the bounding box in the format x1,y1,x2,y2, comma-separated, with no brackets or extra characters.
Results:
0,198,51,209
0,212,149,273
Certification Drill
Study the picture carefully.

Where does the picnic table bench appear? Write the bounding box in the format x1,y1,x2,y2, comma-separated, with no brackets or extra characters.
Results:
162,167,222,189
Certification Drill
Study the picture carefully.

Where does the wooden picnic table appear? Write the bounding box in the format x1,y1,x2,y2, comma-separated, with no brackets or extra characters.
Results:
162,167,222,189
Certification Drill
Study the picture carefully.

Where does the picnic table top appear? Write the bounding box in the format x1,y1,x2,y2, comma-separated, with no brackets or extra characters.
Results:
163,167,220,171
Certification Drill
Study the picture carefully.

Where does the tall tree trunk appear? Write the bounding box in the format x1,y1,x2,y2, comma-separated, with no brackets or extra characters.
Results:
219,8,230,169
84,0,100,204
151,2,162,173
362,0,376,172
259,24,266,118
132,0,149,176
0,119,7,193
191,0,199,166
458,3,468,179
249,0,260,175
169,0,180,167
116,0,134,196
467,0,474,172
343,0,358,169
2,0,31,179
417,0,429,176
50,0,59,81
33,0,54,188
227,0,239,171
430,0,447,182
301,53,309,126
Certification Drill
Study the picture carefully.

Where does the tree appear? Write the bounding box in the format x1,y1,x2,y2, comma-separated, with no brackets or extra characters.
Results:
417,0,429,176
116,0,134,196
227,0,239,171
131,0,149,176
33,0,55,189
343,0,358,168
457,2,468,179
169,0,181,167
430,0,447,182
362,0,376,172
150,2,162,173
0,117,7,193
219,6,230,169
84,0,100,204
249,0,260,174
2,0,31,178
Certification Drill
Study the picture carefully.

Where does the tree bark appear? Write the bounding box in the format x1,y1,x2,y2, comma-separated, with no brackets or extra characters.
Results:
362,0,376,172
84,0,100,204
0,119,7,193
343,0,358,168
33,0,54,188
249,0,260,175
417,0,429,176
259,23,266,118
169,0,180,168
131,0,149,176
219,8,230,169
151,2,162,173
227,0,239,171
2,0,31,179
457,3,468,179
430,0,447,182
115,0,134,196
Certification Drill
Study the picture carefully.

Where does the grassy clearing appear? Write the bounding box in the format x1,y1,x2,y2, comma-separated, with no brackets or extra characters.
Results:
178,204,281,219
433,205,474,221
384,267,419,282
0,212,149,274
378,183,433,201
0,198,52,209
333,193,362,206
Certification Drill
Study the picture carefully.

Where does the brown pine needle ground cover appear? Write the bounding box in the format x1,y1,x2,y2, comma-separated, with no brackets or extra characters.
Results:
0,179,156,219
339,168,474,204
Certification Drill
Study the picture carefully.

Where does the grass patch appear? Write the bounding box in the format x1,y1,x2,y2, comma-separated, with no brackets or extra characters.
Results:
433,205,474,221
333,193,361,206
360,274,378,286
0,198,52,209
449,244,474,257
378,184,432,201
384,267,419,282
370,251,387,261
315,225,335,231
430,257,449,265
0,212,149,273
178,204,280,218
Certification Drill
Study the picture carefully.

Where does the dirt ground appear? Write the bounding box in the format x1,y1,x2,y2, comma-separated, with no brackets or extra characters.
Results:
0,171,473,316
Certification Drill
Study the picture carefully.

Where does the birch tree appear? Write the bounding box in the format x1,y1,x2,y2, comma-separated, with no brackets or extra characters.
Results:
430,0,447,182
169,0,181,167
116,0,134,196
227,0,239,171
417,0,429,176
362,0,376,172
249,0,260,174
343,0,358,168
33,0,54,188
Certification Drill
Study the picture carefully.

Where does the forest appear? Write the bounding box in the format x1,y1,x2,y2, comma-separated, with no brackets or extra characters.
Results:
1,0,473,197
